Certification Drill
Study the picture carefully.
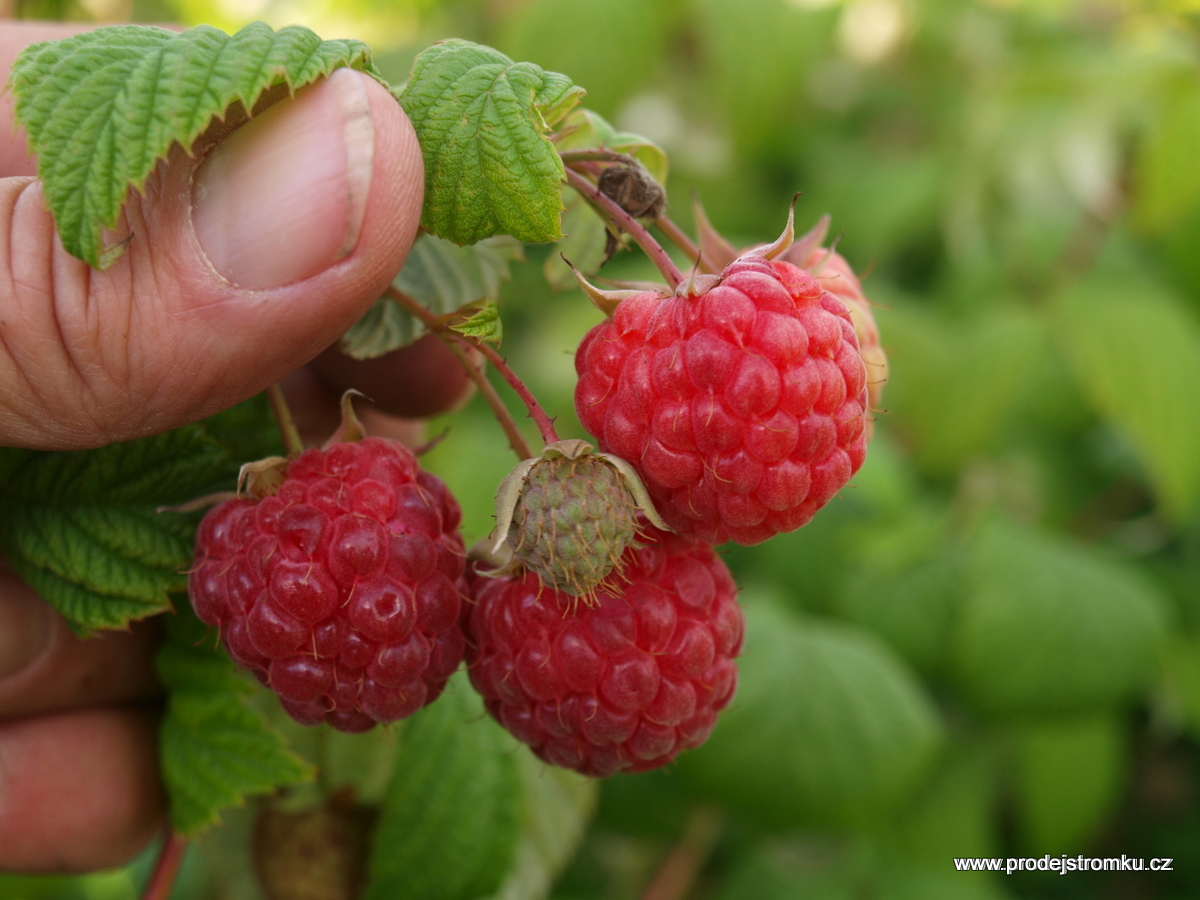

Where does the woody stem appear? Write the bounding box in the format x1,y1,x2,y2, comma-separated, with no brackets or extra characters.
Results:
447,338,535,461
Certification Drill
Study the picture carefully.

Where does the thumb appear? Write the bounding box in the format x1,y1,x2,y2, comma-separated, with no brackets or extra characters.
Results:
0,66,423,450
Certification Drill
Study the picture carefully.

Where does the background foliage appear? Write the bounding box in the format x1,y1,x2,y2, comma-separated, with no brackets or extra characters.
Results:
8,0,1200,897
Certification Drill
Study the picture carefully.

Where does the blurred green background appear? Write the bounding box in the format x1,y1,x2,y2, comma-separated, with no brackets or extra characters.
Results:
10,0,1200,897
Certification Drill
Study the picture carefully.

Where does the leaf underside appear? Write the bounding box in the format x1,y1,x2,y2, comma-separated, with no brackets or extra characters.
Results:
341,234,521,358
10,22,380,269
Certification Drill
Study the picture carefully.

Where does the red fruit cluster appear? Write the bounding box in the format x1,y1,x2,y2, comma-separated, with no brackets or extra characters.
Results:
464,529,743,777
575,255,869,545
189,438,467,732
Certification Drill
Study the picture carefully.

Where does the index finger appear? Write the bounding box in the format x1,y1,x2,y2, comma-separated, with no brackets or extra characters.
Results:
0,21,91,177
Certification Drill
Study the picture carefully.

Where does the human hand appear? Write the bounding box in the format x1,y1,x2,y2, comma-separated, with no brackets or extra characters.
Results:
0,19,436,871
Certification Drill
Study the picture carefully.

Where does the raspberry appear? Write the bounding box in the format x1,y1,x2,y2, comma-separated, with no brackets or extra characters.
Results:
188,437,467,732
574,253,869,546
464,529,743,777
694,203,887,438
786,223,888,422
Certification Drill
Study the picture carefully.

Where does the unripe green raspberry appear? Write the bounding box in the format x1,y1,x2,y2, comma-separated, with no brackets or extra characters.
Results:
491,440,669,600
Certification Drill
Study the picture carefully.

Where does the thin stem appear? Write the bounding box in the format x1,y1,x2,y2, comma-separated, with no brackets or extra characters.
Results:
655,214,714,274
267,382,304,457
559,148,639,167
468,338,560,446
444,336,533,460
564,166,684,286
141,831,188,900
385,287,545,457
639,806,723,900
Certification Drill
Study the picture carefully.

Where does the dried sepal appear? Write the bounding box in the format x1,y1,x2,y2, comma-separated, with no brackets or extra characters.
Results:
596,276,675,293
564,256,663,317
597,163,667,220
321,390,368,449
158,491,237,514
490,455,541,560
236,456,290,500
675,266,722,299
592,449,670,533
743,193,799,262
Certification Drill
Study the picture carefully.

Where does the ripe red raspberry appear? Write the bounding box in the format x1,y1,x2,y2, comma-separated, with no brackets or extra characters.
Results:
692,202,886,426
188,437,467,733
785,222,888,424
574,254,869,545
464,529,743,777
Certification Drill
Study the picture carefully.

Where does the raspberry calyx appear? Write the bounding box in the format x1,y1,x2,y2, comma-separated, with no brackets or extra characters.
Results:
490,439,670,600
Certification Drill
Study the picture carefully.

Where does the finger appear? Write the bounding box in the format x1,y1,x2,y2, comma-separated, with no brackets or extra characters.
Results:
0,21,91,177
0,707,165,872
280,366,427,448
0,65,424,449
310,333,479,420
0,566,160,718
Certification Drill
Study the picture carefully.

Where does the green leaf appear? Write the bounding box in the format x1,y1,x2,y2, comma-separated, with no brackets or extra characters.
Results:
1009,714,1125,854
487,751,597,900
882,303,1046,472
451,299,503,345
543,187,612,290
1055,276,1200,520
834,512,964,676
365,675,522,900
884,741,1002,865
951,520,1169,716
675,591,942,830
1133,76,1200,235
555,108,669,182
10,22,380,269
158,605,313,835
0,428,230,633
341,235,521,359
398,39,584,244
